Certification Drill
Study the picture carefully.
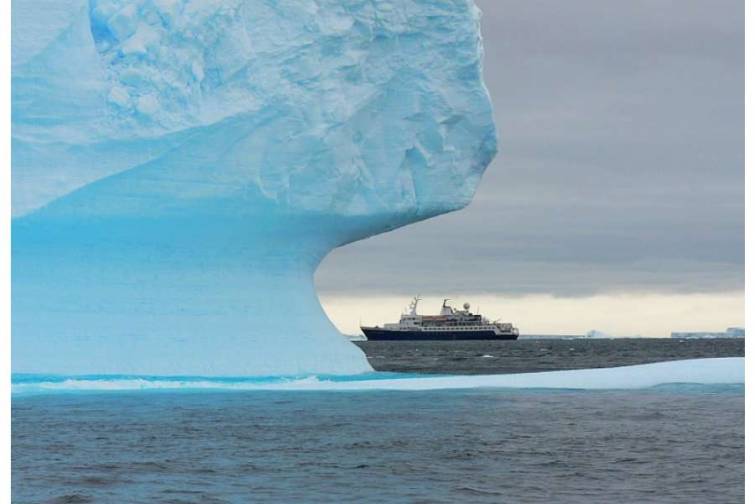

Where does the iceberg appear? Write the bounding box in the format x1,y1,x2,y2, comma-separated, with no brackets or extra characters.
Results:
12,0,497,375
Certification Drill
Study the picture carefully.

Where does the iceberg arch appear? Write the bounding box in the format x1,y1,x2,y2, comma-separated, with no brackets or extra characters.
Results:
12,0,497,375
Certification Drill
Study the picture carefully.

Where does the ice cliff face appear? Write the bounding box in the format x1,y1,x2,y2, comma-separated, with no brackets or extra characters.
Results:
12,0,497,375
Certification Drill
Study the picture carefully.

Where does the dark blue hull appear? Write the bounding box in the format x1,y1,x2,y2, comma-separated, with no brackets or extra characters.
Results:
361,327,518,341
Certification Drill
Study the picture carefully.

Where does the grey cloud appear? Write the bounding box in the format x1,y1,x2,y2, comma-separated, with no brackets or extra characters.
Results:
317,0,743,297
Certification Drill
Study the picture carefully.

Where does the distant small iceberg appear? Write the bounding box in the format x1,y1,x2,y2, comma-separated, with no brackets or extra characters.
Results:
584,329,643,338
585,329,613,339
671,327,744,339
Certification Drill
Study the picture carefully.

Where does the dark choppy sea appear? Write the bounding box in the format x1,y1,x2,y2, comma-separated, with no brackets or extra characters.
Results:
12,339,744,503
356,337,745,374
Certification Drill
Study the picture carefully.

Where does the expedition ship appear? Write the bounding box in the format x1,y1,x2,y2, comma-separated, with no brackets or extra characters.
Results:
361,297,519,341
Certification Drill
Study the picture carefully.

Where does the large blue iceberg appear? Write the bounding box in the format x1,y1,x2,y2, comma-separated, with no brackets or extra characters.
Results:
12,0,497,375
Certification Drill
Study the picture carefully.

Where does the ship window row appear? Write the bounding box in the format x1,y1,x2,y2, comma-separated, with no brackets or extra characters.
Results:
424,323,492,327
424,327,493,331
425,325,493,328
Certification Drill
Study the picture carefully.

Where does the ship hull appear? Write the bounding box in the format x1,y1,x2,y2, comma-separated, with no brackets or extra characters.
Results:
361,327,518,341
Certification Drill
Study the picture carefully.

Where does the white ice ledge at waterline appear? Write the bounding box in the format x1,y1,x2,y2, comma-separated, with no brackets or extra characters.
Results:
12,358,744,394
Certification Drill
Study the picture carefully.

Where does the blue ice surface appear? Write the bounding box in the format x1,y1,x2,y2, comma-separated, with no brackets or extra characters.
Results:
12,0,497,376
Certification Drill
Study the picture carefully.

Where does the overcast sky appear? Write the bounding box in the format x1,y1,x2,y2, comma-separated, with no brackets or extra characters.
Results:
318,0,743,303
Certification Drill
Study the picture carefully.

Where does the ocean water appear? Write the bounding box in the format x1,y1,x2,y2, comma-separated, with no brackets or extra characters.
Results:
12,340,744,503
356,337,745,374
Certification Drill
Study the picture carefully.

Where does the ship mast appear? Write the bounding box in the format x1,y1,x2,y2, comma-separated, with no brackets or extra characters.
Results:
408,295,421,315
